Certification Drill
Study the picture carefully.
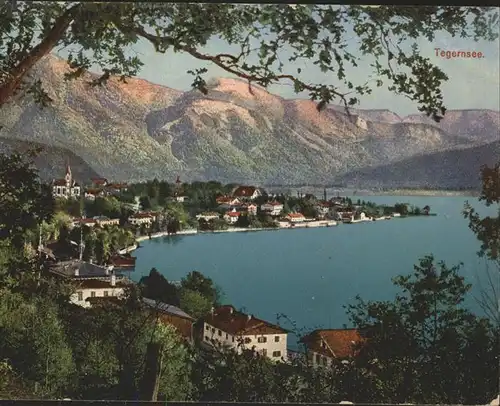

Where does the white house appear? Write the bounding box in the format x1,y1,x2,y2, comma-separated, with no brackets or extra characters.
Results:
315,202,330,218
128,213,154,226
70,274,128,308
52,164,81,199
71,218,97,228
196,212,220,221
216,196,241,209
261,201,284,216
241,203,258,216
202,305,289,362
223,209,241,224
232,186,263,201
286,213,306,223
84,189,105,201
300,329,364,368
94,216,120,227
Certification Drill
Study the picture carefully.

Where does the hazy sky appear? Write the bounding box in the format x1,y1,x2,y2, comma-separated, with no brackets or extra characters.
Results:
57,9,500,117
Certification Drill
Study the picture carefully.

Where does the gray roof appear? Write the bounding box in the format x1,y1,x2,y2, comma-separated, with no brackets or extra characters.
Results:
142,298,194,320
50,260,113,278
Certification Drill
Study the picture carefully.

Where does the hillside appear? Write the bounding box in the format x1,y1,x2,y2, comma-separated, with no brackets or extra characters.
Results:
0,54,498,186
336,141,500,190
0,137,99,181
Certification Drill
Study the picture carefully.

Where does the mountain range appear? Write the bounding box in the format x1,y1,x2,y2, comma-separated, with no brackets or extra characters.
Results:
0,54,498,189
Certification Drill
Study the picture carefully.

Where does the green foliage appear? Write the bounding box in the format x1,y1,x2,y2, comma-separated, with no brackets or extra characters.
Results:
345,255,499,404
0,289,76,398
179,289,212,319
181,271,222,306
463,162,500,263
0,150,54,246
85,197,122,218
1,4,498,120
151,322,193,400
139,268,180,306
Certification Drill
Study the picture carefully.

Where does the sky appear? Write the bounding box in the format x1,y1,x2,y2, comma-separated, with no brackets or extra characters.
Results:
57,7,500,117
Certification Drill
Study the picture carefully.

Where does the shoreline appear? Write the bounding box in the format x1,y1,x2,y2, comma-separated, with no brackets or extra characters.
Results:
122,215,432,254
270,187,479,198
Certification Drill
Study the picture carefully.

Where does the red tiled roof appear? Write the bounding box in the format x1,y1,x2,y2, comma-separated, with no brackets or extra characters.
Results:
91,178,108,184
317,202,330,207
158,314,193,341
225,211,241,217
85,188,103,194
53,179,67,186
107,183,127,189
287,213,305,218
131,213,154,219
204,305,288,336
233,186,257,197
300,329,364,359
216,196,234,204
265,201,283,207
109,255,136,266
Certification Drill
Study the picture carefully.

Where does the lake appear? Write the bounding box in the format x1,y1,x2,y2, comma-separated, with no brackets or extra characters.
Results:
132,195,498,341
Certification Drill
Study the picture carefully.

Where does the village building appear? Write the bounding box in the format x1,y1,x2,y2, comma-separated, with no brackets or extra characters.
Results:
216,196,241,209
72,275,128,308
93,216,120,227
300,329,364,368
91,178,108,188
231,186,263,201
52,164,81,199
84,188,105,201
261,201,284,216
49,260,130,308
315,202,331,218
196,212,220,222
143,298,195,343
128,212,154,226
106,183,128,194
201,305,289,362
71,217,97,228
240,203,258,216
286,213,306,223
223,209,241,224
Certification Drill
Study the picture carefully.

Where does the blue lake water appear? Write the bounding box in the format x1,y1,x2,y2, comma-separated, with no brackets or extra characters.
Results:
133,196,498,339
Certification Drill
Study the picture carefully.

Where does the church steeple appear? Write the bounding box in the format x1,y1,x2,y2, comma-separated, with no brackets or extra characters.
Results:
65,160,72,187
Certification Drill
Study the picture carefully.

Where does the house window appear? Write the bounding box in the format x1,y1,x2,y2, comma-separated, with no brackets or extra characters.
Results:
232,337,235,342
315,354,320,364
206,325,210,331
274,336,280,342
244,338,251,344
225,333,228,339
205,336,209,341
90,291,96,297
218,330,222,336
211,327,215,333
104,291,109,297
77,291,83,301
261,349,268,356
257,337,267,343
272,351,281,357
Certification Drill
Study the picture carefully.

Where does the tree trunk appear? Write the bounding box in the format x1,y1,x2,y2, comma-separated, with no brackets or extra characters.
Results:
0,4,81,107
139,342,163,401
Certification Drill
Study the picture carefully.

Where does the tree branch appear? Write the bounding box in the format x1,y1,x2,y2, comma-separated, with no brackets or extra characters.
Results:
0,3,83,106
124,24,349,108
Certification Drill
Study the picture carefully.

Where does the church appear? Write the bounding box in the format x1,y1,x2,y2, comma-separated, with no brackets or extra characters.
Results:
52,164,81,199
